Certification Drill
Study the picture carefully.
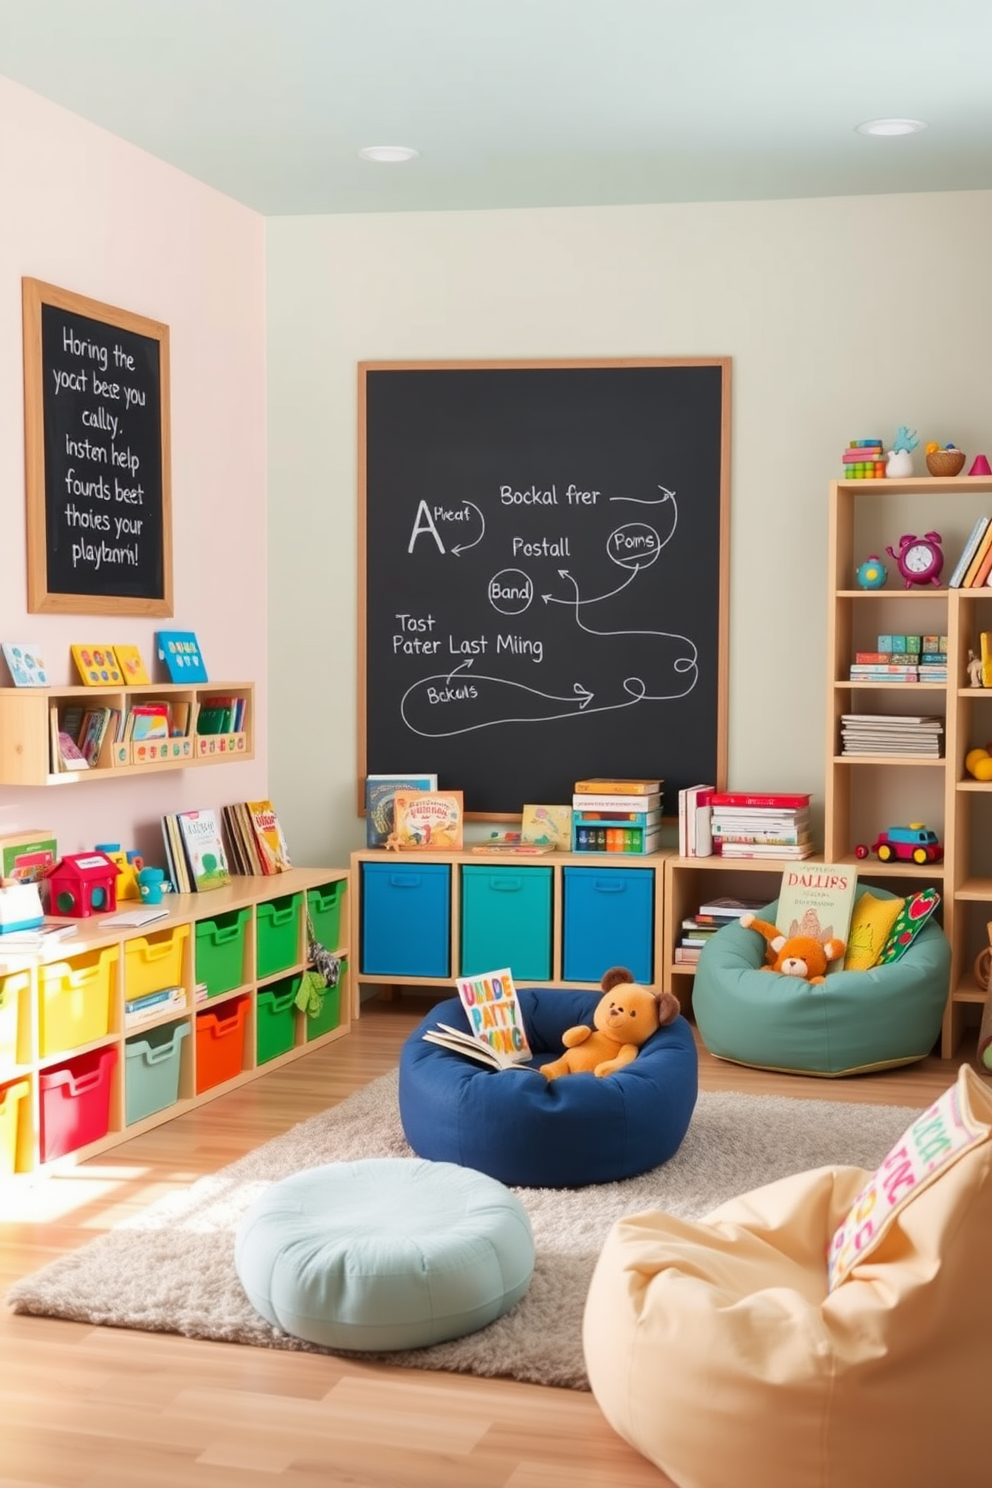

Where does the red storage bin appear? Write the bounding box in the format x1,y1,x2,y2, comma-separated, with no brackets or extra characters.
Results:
195,996,249,1094
38,1046,118,1162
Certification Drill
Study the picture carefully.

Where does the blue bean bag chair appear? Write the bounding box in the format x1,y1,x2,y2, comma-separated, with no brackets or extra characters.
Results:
693,887,950,1077
399,986,698,1188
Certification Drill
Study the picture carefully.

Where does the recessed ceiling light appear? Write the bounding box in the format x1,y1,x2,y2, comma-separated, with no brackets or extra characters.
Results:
358,145,420,163
856,118,927,137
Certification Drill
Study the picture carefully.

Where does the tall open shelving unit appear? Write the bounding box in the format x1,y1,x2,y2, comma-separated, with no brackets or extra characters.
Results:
825,474,992,1058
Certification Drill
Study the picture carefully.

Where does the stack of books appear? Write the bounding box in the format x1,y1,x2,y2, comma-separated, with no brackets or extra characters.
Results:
948,515,992,588
571,778,662,854
677,783,715,857
709,791,814,860
849,633,948,685
841,437,885,479
840,715,944,758
674,894,769,964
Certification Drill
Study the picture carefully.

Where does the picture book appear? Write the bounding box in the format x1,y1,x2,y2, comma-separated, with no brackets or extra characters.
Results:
77,707,114,766
176,809,231,891
775,863,858,961
56,731,89,770
438,966,534,1066
422,1022,543,1072
128,703,171,742
365,773,438,847
246,800,293,873
520,803,572,850
1,643,49,687
392,789,463,850
574,777,663,796
113,644,150,685
0,831,57,884
156,630,208,682
70,644,123,686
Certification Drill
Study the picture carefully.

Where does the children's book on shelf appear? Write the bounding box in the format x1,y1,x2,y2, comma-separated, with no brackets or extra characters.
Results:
161,815,191,894
574,778,662,796
471,833,554,856
696,894,770,919
708,791,811,810
392,789,463,850
1,643,49,687
573,791,662,814
56,730,89,770
365,773,438,848
77,707,114,767
196,695,245,734
246,800,293,873
176,809,232,891
520,803,573,849
127,703,171,743
0,830,57,884
421,967,535,1070
775,863,858,959
155,630,208,682
677,783,714,856
70,644,123,686
112,644,150,685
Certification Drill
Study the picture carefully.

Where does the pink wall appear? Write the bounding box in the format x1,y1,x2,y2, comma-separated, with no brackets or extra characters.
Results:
0,77,269,868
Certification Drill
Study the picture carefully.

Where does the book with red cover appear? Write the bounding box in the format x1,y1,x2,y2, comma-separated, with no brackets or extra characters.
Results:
708,791,811,809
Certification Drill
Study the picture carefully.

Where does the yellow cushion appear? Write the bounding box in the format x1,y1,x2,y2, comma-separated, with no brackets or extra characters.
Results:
584,1065,992,1488
843,890,905,970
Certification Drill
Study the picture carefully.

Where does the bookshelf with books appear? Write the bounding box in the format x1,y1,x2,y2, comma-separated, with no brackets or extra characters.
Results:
0,867,350,1185
0,681,254,785
824,473,992,1058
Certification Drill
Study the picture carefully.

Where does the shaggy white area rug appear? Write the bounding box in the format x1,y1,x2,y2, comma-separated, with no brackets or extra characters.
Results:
6,1071,921,1390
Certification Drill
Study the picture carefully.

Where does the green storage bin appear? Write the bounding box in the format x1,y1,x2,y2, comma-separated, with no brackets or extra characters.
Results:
305,958,346,1042
256,892,303,978
124,1021,190,1125
195,907,251,998
308,880,344,950
256,976,302,1064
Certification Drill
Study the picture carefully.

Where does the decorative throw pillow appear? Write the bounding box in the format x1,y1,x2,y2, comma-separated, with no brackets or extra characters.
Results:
826,1065,992,1290
842,891,905,971
876,887,941,965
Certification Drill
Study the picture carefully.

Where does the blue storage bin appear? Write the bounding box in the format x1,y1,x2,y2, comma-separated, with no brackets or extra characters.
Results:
361,862,450,977
460,865,553,979
562,866,656,984
125,1021,190,1125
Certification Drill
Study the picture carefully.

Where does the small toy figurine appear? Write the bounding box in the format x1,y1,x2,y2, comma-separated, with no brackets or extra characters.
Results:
968,650,985,688
885,425,919,478
856,554,888,589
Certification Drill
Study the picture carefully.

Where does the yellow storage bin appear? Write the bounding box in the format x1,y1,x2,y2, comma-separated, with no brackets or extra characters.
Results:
0,1077,30,1177
123,923,190,1000
0,970,29,1071
39,945,119,1057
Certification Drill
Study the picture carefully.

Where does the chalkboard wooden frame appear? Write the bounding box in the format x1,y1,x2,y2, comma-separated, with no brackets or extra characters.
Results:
22,278,173,615
358,357,731,820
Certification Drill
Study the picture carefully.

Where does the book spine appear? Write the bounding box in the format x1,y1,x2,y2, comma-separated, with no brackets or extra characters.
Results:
573,780,661,795
707,792,810,808
948,516,990,588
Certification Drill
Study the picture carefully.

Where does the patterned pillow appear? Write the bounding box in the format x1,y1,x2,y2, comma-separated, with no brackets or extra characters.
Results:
842,892,905,971
876,887,941,965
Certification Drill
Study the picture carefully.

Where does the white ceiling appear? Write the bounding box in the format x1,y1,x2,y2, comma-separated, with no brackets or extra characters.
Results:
2,0,991,217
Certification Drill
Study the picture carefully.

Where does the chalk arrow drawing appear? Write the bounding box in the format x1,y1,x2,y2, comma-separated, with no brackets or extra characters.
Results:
400,661,594,737
451,502,485,556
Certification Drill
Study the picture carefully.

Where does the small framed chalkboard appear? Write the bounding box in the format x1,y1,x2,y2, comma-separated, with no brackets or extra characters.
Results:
359,358,731,817
22,278,173,615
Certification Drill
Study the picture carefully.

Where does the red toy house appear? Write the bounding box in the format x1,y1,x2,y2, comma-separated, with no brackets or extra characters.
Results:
46,852,121,917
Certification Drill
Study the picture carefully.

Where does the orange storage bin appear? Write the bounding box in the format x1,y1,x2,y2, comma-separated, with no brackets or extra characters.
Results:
0,1077,30,1177
123,924,190,1000
195,995,249,1094
0,969,29,1071
39,946,118,1057
38,1046,118,1162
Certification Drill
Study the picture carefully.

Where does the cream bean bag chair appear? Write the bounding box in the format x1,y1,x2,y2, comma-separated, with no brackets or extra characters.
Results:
584,1064,992,1488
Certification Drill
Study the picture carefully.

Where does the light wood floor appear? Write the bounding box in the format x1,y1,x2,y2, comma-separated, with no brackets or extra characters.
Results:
0,995,974,1488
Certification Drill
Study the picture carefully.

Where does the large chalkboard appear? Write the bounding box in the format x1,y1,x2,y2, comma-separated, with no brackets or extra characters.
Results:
359,359,730,818
23,278,172,615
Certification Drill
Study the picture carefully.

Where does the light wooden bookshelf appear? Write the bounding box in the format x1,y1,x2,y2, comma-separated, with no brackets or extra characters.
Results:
0,680,254,785
0,867,350,1184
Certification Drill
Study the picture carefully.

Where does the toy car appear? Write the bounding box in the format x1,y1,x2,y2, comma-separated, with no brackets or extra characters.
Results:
855,824,944,865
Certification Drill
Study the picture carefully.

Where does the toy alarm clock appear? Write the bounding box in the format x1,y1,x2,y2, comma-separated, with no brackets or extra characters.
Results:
885,531,944,588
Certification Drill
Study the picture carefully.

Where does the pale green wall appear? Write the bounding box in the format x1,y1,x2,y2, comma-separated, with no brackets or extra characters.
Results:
266,191,992,867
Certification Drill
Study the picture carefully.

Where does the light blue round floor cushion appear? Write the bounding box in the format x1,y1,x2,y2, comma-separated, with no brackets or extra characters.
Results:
693,887,950,1077
234,1157,535,1351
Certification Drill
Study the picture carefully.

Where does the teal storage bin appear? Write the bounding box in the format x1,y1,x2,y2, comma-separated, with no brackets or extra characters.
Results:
562,866,655,984
124,1021,190,1125
256,892,303,978
256,977,302,1064
361,863,450,977
460,865,553,980
308,880,344,950
195,907,251,997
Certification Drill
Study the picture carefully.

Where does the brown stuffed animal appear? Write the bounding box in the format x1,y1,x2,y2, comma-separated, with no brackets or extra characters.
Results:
540,966,680,1080
739,913,845,985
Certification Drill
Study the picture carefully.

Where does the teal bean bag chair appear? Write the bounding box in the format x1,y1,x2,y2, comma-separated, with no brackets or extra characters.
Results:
692,886,949,1077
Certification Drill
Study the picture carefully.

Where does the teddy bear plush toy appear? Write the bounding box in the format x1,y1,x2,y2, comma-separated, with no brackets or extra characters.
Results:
540,965,680,1080
739,913,845,985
